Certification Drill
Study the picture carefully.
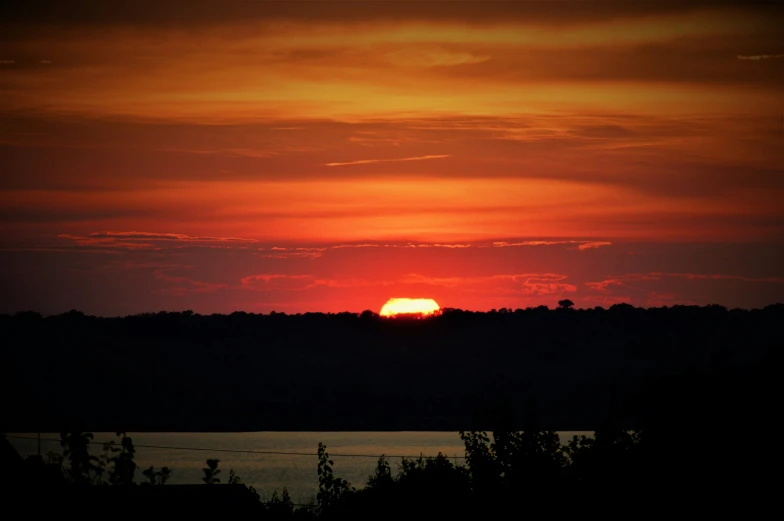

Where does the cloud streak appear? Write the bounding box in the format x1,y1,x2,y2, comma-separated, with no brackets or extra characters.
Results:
399,272,576,293
58,231,257,247
86,231,256,242
493,240,612,250
385,47,490,67
325,155,450,167
52,234,616,255
153,269,228,295
736,53,784,60
586,272,784,293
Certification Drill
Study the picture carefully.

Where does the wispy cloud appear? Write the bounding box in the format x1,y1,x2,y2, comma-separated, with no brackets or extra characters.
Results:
408,243,473,248
257,246,326,259
586,272,784,293
54,234,614,255
60,231,257,244
57,234,159,250
241,274,312,286
330,243,471,249
240,274,365,291
97,260,195,272
238,271,577,297
153,270,228,295
585,279,629,292
737,53,784,60
658,272,784,283
400,272,576,295
330,244,382,249
492,240,612,250
385,47,490,67
158,147,278,158
578,241,612,250
325,154,450,167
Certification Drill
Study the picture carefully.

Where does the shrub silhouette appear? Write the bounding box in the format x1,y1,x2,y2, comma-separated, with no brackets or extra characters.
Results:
59,431,103,485
100,432,136,486
18,422,776,517
142,465,172,485
315,443,353,517
266,487,295,518
202,458,221,484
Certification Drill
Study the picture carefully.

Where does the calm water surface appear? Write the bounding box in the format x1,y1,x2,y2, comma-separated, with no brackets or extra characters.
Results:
9,432,590,504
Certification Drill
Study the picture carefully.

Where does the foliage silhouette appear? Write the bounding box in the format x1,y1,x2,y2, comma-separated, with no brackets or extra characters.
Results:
13,423,778,517
99,432,136,486
315,443,353,517
229,468,260,501
202,458,221,484
267,487,296,518
141,465,172,485
557,299,575,309
59,431,103,485
4,304,781,432
365,455,393,490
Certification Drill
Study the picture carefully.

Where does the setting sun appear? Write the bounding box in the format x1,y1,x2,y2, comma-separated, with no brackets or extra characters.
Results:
380,298,441,318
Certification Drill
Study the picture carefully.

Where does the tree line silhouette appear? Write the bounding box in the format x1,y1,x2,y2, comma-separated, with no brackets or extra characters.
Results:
3,302,780,514
2,303,781,433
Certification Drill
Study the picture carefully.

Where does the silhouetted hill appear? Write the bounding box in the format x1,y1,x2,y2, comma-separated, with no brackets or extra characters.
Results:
1,304,781,431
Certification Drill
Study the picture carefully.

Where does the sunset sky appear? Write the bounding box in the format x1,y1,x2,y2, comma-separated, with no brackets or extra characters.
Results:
1,0,782,315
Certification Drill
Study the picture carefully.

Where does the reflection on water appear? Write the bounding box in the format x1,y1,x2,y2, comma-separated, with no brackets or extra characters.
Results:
8,431,590,504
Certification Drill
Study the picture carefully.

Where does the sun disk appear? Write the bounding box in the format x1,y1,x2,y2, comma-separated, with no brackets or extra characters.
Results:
380,298,441,318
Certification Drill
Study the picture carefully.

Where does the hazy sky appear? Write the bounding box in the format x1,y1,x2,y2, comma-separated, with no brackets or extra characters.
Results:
1,1,782,315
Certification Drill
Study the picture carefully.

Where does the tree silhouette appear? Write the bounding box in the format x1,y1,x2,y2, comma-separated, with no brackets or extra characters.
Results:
102,432,136,486
228,468,260,501
202,458,221,484
60,431,103,484
365,455,393,490
316,442,353,516
142,465,172,485
267,487,295,518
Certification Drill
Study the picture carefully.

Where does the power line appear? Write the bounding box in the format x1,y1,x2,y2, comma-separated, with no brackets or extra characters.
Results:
5,435,467,460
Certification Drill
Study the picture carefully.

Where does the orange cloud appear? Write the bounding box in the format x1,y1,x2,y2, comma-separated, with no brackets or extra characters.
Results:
59,231,256,244
585,279,629,293
578,241,613,250
737,54,784,60
325,154,450,167
385,47,490,67
399,272,575,292
153,270,228,294
653,273,784,283
492,240,612,250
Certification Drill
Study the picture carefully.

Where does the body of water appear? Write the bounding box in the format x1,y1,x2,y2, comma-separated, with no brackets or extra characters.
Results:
8,431,590,504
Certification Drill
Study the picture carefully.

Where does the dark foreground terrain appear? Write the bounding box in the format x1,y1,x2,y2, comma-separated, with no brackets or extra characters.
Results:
2,304,781,432
2,427,778,519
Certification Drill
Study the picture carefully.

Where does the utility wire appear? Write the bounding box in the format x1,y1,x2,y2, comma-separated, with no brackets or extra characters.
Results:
5,435,467,459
